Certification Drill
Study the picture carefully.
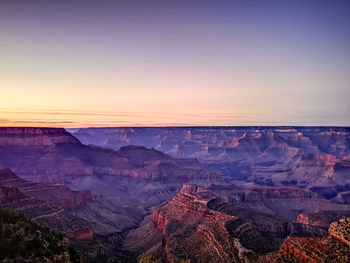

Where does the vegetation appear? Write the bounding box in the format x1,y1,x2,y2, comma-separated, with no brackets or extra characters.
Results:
0,208,80,263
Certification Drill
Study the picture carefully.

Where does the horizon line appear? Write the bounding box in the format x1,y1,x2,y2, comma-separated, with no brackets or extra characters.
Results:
1,125,350,129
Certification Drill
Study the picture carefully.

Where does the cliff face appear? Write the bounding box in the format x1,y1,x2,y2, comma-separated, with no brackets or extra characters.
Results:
296,210,334,227
0,169,94,211
0,127,130,183
72,227,93,241
126,185,350,263
0,127,216,184
329,217,350,246
126,185,246,263
116,145,201,169
205,184,350,221
0,127,79,145
0,185,93,240
114,145,215,182
71,127,350,200
260,217,350,263
0,128,223,245
0,207,81,263
0,169,93,240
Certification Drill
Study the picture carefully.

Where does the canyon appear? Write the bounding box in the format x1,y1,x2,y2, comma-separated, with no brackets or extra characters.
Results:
259,217,350,263
0,127,349,262
126,184,350,262
0,170,91,239
71,127,350,200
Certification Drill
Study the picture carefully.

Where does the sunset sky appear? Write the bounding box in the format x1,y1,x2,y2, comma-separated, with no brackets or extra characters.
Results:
1,0,349,127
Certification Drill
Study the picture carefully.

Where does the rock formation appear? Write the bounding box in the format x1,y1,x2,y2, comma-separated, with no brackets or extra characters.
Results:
204,184,350,221
260,217,350,263
125,184,340,262
0,169,94,211
126,185,246,263
71,127,350,201
0,184,92,240
296,209,334,227
0,127,130,184
72,227,94,241
0,207,81,263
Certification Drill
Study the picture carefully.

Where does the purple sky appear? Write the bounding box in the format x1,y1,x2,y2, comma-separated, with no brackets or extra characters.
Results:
0,0,349,127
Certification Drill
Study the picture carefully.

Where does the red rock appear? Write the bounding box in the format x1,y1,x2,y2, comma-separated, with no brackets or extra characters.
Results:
71,127,350,200
0,127,131,183
0,169,94,211
259,217,350,263
296,210,334,227
73,227,94,241
0,176,91,237
127,186,251,263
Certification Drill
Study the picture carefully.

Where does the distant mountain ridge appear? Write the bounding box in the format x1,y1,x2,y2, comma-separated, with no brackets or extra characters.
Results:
71,126,350,201
0,127,215,184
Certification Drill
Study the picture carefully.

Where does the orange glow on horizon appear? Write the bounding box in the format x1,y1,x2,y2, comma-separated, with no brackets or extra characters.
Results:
0,108,255,128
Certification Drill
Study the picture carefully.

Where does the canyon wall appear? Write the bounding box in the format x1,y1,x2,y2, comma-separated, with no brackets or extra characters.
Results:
126,184,350,263
71,127,350,200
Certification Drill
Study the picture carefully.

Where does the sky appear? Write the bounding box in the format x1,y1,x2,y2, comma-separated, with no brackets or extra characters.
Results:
0,0,349,127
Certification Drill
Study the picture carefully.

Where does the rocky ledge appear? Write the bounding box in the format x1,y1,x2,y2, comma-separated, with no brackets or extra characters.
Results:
329,217,350,246
260,216,350,263
127,184,349,263
127,185,254,262
0,184,93,241
0,169,94,211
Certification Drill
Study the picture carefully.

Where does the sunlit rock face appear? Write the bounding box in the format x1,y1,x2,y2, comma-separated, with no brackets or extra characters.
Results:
0,127,79,145
0,128,221,239
1,126,349,262
259,217,350,263
126,184,349,263
71,127,350,200
296,210,334,227
126,185,244,263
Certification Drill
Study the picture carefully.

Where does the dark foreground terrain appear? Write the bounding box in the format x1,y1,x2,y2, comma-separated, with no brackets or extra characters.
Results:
0,127,349,262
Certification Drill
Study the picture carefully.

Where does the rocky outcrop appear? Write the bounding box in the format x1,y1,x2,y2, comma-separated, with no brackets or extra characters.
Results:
0,128,217,185
116,145,201,170
296,210,334,227
72,227,93,241
205,184,350,221
0,168,97,243
126,185,345,262
0,188,92,237
208,198,327,254
0,127,79,145
71,127,350,200
0,169,94,211
329,217,350,246
124,182,350,261
116,145,175,167
259,216,350,263
0,181,92,239
0,207,81,263
0,185,25,199
122,161,217,182
126,185,248,263
0,127,130,183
